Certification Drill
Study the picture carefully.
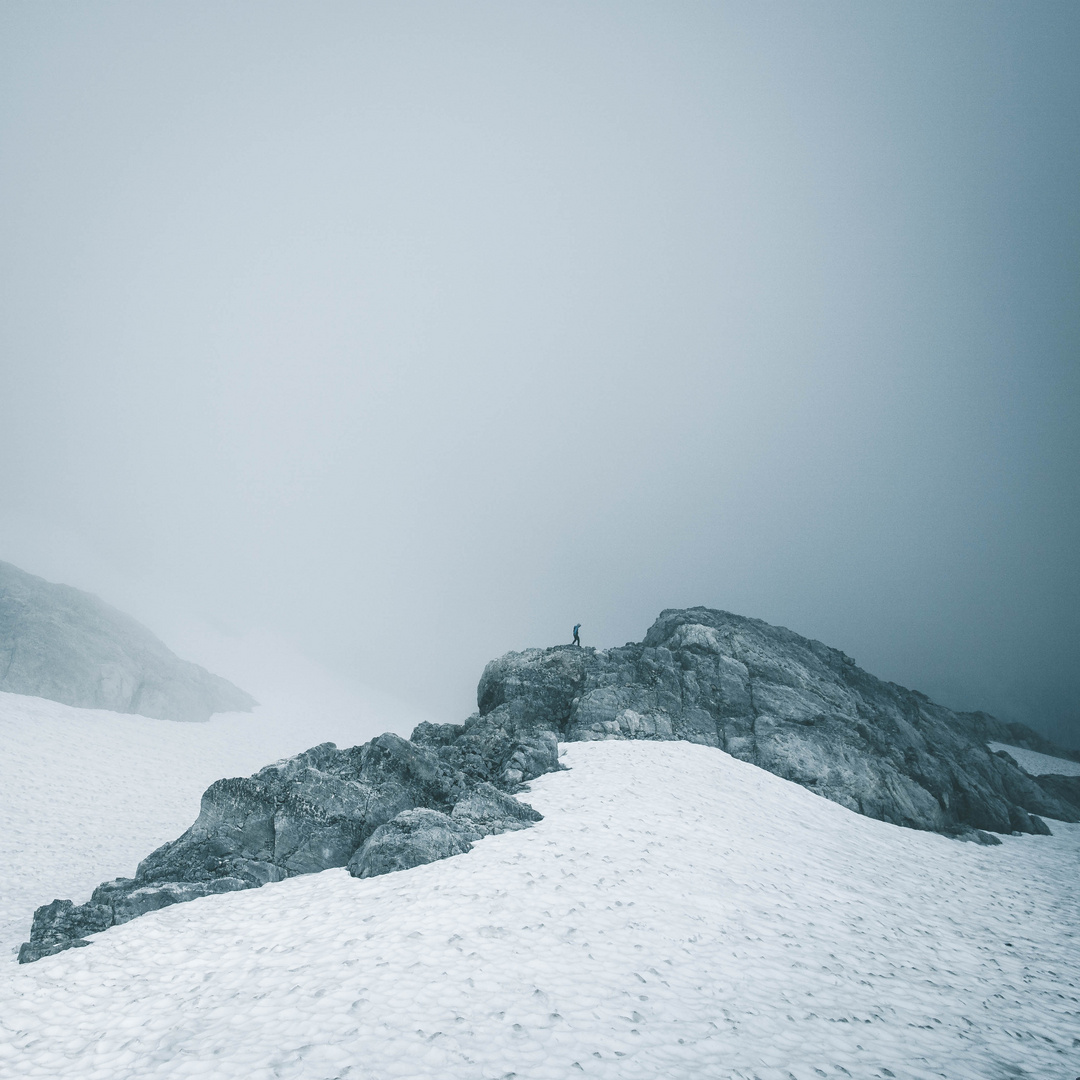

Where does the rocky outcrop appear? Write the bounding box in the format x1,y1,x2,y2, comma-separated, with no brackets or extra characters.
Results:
451,781,545,836
0,560,255,722
476,608,1080,836
411,719,560,789
20,722,548,962
22,605,1079,964
348,809,479,879
17,879,249,963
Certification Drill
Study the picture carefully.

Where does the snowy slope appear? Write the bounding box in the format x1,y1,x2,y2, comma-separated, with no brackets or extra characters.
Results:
2,740,1077,1080
0,648,429,962
988,741,1080,777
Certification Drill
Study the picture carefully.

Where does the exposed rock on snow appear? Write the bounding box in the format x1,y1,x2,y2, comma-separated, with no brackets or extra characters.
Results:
348,808,479,878
18,879,247,963
451,781,545,836
412,718,560,788
963,716,1080,762
988,744,1080,822
20,725,545,961
5,741,1080,1080
1023,772,1080,816
0,687,405,962
19,606,1080,963
477,608,1080,835
0,561,255,722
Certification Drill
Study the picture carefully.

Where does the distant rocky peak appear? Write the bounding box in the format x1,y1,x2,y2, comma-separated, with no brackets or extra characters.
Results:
0,560,254,722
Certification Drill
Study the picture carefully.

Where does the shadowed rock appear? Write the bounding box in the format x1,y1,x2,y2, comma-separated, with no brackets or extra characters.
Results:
957,713,1080,764
451,782,544,837
17,899,112,963
18,879,250,963
1023,772,1080,812
0,560,255,722
133,736,464,889
348,809,479,878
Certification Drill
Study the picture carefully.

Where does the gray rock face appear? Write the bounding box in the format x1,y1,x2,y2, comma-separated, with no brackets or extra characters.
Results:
21,728,543,962
451,781,544,837
17,899,112,963
412,718,560,789
18,878,249,963
348,809,479,879
476,608,1080,836
0,560,255,722
134,735,463,888
957,711,1080,764
1030,773,1080,812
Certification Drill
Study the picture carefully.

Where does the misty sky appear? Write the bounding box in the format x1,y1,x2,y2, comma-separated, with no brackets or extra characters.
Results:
1,3,1078,746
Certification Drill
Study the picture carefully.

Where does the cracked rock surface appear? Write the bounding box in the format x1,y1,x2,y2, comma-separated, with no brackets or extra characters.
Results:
348,808,479,879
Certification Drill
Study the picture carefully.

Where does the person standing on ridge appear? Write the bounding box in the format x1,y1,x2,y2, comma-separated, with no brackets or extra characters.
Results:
573,623,581,646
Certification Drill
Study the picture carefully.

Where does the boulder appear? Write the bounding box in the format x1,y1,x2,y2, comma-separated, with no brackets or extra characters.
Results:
19,720,548,961
133,737,463,890
17,899,112,963
348,809,479,879
451,782,543,837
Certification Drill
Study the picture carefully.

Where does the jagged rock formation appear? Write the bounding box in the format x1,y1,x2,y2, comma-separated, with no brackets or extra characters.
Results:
349,809,479,879
21,606,1080,964
477,607,1080,837
0,561,255,722
20,723,554,962
451,781,545,836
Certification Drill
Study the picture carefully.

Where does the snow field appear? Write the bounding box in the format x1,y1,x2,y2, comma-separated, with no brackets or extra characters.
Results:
2,739,1078,1080
988,741,1080,777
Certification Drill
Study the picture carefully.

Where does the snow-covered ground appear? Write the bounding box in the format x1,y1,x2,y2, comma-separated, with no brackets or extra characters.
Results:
1,740,1077,1080
989,741,1080,777
0,643,430,963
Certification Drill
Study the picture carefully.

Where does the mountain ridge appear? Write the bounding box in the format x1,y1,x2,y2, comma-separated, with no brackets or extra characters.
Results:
476,606,1079,833
18,605,1080,963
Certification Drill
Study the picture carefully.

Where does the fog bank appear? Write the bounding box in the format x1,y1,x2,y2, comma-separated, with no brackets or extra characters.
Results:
1,2,1077,745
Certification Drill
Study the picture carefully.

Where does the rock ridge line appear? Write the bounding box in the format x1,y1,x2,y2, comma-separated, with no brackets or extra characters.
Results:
20,606,1080,963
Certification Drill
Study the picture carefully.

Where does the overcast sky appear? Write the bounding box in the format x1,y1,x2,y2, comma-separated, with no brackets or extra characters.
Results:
1,2,1078,746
